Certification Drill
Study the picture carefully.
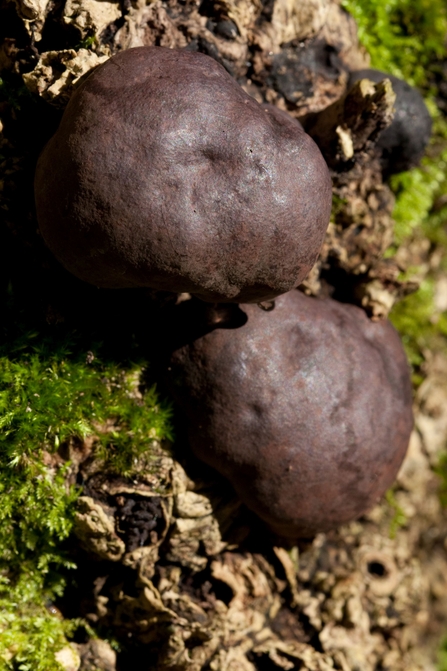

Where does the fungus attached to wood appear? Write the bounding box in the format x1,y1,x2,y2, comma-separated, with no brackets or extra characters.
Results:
35,46,332,303
165,290,413,538
348,68,432,175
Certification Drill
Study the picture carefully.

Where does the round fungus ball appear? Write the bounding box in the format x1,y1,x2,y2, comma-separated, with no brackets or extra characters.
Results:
165,291,413,538
35,47,332,303
349,68,432,175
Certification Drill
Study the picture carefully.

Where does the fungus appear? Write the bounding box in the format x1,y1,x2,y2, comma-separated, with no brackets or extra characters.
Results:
35,46,332,304
165,290,413,538
348,68,432,175
260,103,303,128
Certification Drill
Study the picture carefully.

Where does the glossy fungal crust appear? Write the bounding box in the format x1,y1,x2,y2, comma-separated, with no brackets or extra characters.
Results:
166,291,413,538
349,68,432,175
35,47,332,303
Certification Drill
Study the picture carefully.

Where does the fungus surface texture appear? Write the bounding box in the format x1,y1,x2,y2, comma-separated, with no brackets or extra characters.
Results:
35,47,332,303
348,68,432,175
165,291,413,538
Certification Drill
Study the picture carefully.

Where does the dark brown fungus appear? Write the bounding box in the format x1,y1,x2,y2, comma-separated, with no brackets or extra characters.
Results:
165,290,413,538
35,47,332,303
260,103,303,129
349,68,432,175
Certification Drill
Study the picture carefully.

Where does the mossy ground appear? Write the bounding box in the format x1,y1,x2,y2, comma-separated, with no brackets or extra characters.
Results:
0,280,173,668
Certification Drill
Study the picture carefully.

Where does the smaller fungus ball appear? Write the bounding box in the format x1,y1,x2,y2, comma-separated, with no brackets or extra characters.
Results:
35,47,332,303
349,68,432,175
165,291,413,538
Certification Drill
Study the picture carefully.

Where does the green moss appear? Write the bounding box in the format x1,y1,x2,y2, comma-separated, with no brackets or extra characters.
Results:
0,282,173,667
375,59,447,392
384,489,407,539
439,637,447,671
341,0,447,88
77,35,96,50
389,279,437,369
390,107,447,246
341,0,447,250
343,0,447,355
0,347,173,477
436,452,447,510
0,573,77,671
